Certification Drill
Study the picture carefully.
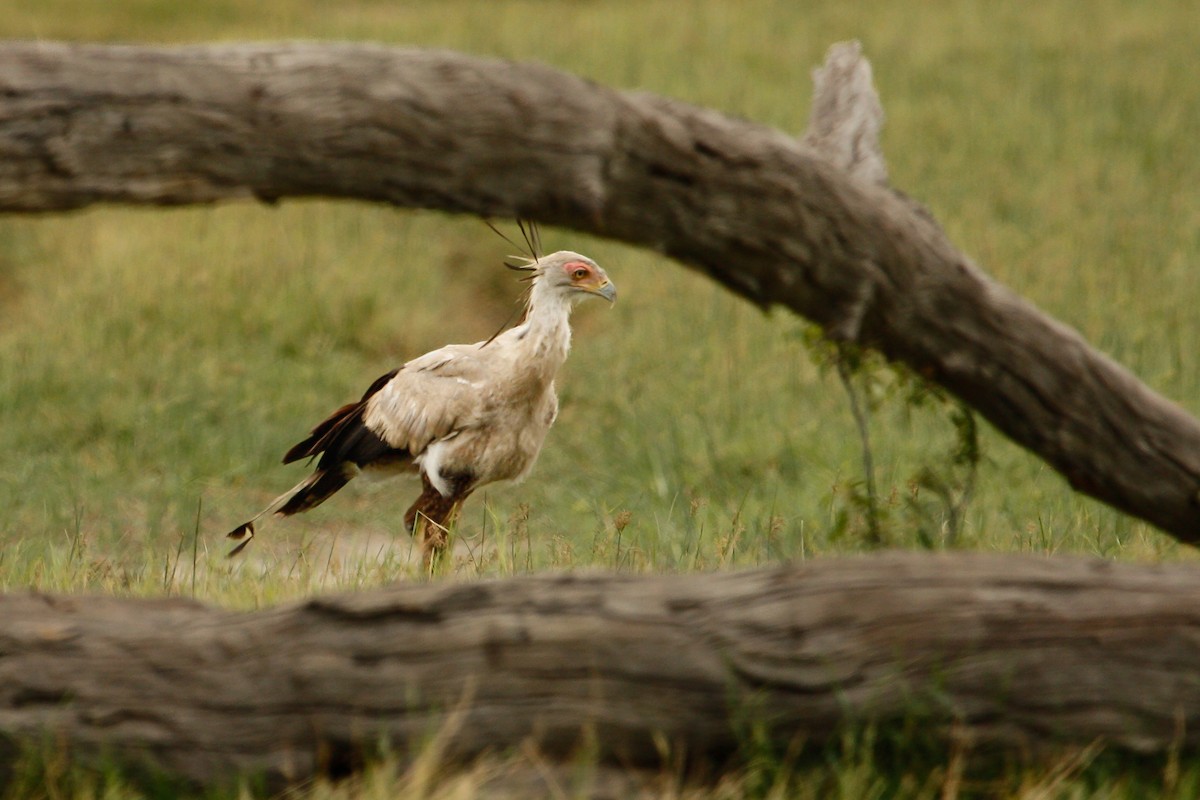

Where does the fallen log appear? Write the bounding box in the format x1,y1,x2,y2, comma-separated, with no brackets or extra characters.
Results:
1,41,1199,543
2,553,1200,789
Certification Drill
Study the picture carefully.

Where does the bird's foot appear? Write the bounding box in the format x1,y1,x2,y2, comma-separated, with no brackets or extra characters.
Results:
414,514,451,574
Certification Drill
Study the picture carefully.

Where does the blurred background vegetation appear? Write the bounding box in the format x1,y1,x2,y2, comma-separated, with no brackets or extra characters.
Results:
0,1,1198,793
2,0,1198,595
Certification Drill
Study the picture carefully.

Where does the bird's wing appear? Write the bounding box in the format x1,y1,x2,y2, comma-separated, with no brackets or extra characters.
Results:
364,343,495,455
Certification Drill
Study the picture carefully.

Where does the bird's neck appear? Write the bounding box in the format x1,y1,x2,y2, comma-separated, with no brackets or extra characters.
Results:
516,285,573,377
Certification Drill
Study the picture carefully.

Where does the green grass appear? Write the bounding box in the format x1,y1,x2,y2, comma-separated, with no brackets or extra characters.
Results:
2,0,1199,795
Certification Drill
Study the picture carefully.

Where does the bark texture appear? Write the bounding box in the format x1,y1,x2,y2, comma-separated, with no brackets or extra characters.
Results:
1,41,1199,542
3,553,1200,789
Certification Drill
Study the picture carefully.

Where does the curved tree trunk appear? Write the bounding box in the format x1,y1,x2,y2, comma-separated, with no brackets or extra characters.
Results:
0,41,1198,543
3,553,1200,790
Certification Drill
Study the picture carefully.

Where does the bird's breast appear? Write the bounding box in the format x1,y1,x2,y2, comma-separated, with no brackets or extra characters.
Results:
439,384,557,485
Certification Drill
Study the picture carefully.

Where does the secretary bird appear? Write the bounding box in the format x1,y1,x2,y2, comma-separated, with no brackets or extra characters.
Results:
225,250,615,563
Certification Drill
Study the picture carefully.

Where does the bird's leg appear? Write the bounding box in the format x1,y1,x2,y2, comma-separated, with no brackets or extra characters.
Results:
403,473,474,570
419,501,462,567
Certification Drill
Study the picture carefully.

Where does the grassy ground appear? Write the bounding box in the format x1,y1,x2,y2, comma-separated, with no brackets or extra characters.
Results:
1,0,1199,796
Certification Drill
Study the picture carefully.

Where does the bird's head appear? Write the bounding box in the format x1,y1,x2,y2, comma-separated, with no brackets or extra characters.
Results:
529,251,617,304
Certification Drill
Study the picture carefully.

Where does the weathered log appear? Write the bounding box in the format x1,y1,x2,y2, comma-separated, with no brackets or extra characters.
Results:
0,41,1198,543
2,553,1200,789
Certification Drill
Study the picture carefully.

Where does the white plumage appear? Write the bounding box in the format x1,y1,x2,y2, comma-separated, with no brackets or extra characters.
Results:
226,250,615,560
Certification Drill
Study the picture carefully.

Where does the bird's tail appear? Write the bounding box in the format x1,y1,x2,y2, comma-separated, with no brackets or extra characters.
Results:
276,468,351,516
224,467,352,557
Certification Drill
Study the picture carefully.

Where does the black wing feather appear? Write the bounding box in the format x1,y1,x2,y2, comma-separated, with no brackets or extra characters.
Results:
316,416,404,471
282,368,400,464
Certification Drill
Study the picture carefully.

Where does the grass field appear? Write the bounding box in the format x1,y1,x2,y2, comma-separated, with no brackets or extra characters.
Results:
2,0,1199,796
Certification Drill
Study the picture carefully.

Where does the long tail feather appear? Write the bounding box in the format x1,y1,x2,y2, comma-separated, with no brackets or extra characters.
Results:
226,524,255,557
224,473,336,557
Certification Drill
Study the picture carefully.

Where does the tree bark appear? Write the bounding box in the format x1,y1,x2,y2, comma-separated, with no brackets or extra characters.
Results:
2,552,1200,789
3,41,1198,543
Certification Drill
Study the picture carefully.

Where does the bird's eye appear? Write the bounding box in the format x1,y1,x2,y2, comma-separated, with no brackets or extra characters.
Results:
572,267,589,280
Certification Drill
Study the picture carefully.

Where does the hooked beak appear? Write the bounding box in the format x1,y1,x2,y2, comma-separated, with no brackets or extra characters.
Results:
592,279,617,304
